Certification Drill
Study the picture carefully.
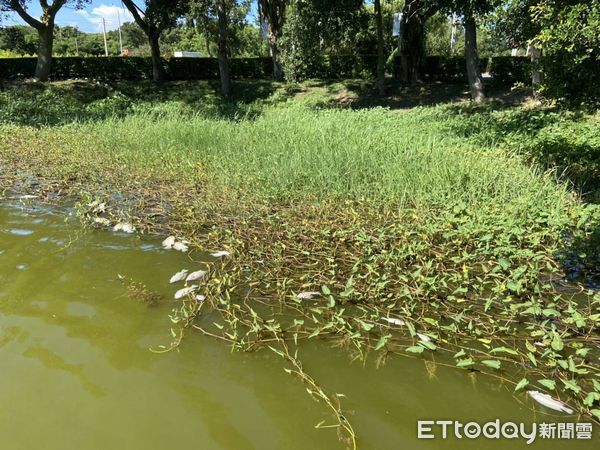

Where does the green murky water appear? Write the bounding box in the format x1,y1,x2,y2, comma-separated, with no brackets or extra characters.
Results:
0,200,596,449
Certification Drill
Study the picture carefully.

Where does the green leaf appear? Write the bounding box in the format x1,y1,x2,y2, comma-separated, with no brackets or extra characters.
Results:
591,410,600,421
374,334,391,351
583,392,600,407
406,346,424,354
538,379,556,390
453,349,466,358
515,378,529,392
327,295,335,308
562,379,581,393
418,341,437,351
321,285,331,295
551,332,564,351
482,360,501,369
527,352,537,366
456,358,474,367
490,346,519,355
498,258,511,271
358,320,374,332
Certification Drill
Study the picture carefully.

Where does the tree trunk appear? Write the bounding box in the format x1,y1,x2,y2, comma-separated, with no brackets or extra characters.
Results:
268,30,283,81
217,0,231,97
399,1,425,85
35,25,54,81
148,30,165,83
464,13,485,102
374,0,385,95
528,41,543,94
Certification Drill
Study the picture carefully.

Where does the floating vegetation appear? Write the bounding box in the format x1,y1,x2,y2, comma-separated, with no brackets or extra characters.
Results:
127,281,162,307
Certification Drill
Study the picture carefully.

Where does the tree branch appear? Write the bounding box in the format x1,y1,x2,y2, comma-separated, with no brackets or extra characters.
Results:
9,0,43,29
121,0,148,32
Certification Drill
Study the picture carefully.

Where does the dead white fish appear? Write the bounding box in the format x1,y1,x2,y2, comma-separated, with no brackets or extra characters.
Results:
113,223,135,233
186,270,207,282
19,195,38,200
527,391,574,414
162,236,176,249
173,241,189,252
174,285,198,300
296,291,321,300
196,294,206,302
170,269,189,284
93,217,111,226
417,333,432,342
211,250,230,258
381,317,405,326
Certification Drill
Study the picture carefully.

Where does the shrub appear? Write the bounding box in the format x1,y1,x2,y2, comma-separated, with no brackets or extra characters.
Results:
487,56,530,85
0,56,274,81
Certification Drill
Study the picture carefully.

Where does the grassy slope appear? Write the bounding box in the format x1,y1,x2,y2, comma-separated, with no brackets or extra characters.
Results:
1,80,600,420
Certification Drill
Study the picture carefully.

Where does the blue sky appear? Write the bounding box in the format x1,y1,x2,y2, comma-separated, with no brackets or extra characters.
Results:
3,1,258,33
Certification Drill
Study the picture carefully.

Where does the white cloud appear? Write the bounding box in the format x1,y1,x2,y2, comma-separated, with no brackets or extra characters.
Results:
76,4,134,31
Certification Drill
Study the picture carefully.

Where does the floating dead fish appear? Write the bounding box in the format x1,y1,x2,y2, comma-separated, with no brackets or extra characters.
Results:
527,391,574,414
173,241,189,252
186,270,207,282
93,217,111,226
170,269,189,284
381,317,405,326
296,291,321,300
113,223,135,233
211,250,230,258
196,294,206,302
162,236,176,249
417,333,432,342
174,285,198,299
19,195,38,200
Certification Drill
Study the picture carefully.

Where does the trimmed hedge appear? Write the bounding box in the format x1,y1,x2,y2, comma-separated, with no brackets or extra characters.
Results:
0,55,532,84
0,56,274,81
389,54,531,84
487,56,531,84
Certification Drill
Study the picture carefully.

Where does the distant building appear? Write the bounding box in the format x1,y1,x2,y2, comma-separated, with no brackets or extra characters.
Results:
174,51,202,58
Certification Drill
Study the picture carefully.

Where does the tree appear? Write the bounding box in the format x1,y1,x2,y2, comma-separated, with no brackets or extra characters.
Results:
279,0,364,81
398,1,437,85
121,0,189,82
374,0,385,95
216,0,231,96
0,25,36,54
533,0,599,104
0,1,89,80
491,0,542,90
258,0,288,80
437,0,500,102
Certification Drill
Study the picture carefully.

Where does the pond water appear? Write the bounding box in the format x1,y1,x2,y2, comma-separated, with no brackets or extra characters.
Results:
0,200,596,449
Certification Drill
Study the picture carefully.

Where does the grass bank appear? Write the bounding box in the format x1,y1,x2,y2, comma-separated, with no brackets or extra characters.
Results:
1,80,600,436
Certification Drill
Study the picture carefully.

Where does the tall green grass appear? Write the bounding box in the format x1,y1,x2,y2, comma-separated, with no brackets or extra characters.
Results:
73,105,574,218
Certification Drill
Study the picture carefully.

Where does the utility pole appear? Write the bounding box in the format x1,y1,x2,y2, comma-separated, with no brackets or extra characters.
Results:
117,8,123,55
102,17,109,56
